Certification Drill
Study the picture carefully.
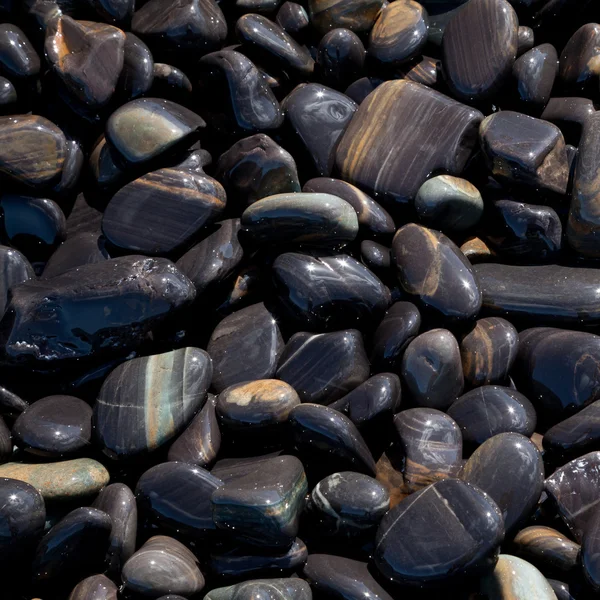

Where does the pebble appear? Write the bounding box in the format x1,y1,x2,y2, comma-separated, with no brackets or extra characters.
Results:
317,29,365,90
68,574,118,600
559,22,600,93
0,24,39,79
544,399,600,458
118,33,154,100
277,2,309,33
308,0,384,35
513,43,558,108
206,579,312,600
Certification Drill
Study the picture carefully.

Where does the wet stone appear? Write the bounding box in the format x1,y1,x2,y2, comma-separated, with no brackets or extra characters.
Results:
545,451,600,542
541,96,594,145
360,240,390,275
117,33,154,101
92,483,137,578
276,2,309,33
0,24,38,80
88,0,134,25
336,80,483,207
208,303,283,393
206,579,312,600
448,386,537,449
317,29,365,91
241,192,358,248
368,0,429,66
0,458,109,502
13,395,92,457
0,246,34,317
32,507,112,589
559,23,600,94
211,454,307,549
401,329,464,410
0,478,45,562
308,0,384,36
460,317,519,388
283,83,357,177
0,385,28,418
513,44,558,108
42,232,109,280
122,535,205,598
106,98,206,167
374,478,504,586
308,472,389,536
289,403,376,476
415,175,483,233
216,135,300,208
274,252,389,331
151,63,192,104
276,330,370,405
0,76,16,113
68,575,118,600
168,394,221,468
0,256,196,366
517,26,535,56
461,432,544,534
441,0,518,102
94,347,212,459
302,554,393,600
136,461,222,537
544,399,600,458
513,526,580,577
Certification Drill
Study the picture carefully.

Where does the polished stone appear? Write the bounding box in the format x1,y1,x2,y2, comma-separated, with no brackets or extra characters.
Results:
541,96,594,145
289,403,376,475
45,16,125,110
103,169,226,255
0,115,67,189
0,76,15,112
513,328,600,423
216,135,300,207
0,458,109,501
284,83,357,177
0,478,45,561
461,433,544,533
208,303,283,393
92,483,137,578
68,575,118,600
474,263,600,327
448,386,536,448
545,451,600,542
0,24,39,79
13,395,92,457
206,579,312,600
32,507,112,588
212,455,307,548
401,329,463,410
336,81,483,206
88,135,127,191
236,14,314,75
517,26,534,55
309,0,383,35
277,2,309,33
136,461,222,537
168,394,220,468
277,330,370,404
199,50,283,135
302,177,395,241
369,0,428,66
442,0,518,101
106,98,206,167
513,526,580,577
544,399,600,457
547,580,576,600
0,385,28,418
309,472,389,536
122,535,205,597
0,414,10,462
176,219,243,295
415,175,483,233
394,408,462,494
42,233,109,280
0,246,34,317
151,63,192,104
117,33,154,100
481,554,559,600
374,478,504,586
273,253,390,331
513,44,558,107
94,347,211,459
241,193,358,248
132,0,227,56
583,505,600,590
360,241,390,275
0,256,195,366
217,379,300,431
460,318,519,387
317,28,365,90
302,554,393,600
89,0,134,25
485,200,562,262
559,23,600,93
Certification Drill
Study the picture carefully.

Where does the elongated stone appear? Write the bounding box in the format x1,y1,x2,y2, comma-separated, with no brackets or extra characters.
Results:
0,458,109,501
441,0,518,102
212,455,307,548
68,575,118,600
336,81,482,207
544,399,600,457
206,579,312,600
94,347,211,459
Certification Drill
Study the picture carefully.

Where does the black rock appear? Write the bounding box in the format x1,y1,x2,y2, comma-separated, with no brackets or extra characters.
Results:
0,246,34,317
205,579,312,600
544,399,600,458
317,28,365,90
68,574,118,600
42,233,109,280
0,24,39,79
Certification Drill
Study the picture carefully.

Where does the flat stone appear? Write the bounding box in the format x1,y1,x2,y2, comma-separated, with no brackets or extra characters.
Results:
211,455,307,548
106,98,206,167
13,395,92,457
205,579,312,600
0,458,109,501
448,386,537,449
442,0,518,101
277,330,370,404
94,347,212,459
92,483,137,578
289,403,376,475
336,80,482,207
68,574,118,600
122,535,205,598
309,0,383,35
374,478,504,586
